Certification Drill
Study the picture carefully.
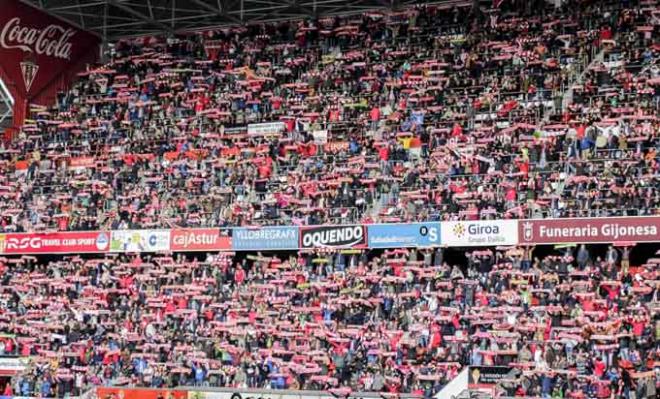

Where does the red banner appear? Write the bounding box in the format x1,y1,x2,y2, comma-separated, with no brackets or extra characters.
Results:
519,217,660,245
0,231,110,254
0,0,99,124
170,228,232,251
324,141,349,153
68,156,96,169
97,387,187,399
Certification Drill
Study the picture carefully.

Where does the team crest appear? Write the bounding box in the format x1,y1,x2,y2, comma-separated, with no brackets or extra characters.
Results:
20,57,39,92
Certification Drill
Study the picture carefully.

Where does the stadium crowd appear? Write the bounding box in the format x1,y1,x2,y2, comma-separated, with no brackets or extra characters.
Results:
0,0,657,398
0,0,656,232
0,244,657,398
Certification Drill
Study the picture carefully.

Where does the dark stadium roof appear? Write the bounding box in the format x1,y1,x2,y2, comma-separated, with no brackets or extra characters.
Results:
22,0,471,41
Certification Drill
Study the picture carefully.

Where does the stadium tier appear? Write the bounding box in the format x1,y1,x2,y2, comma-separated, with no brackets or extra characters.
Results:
0,0,657,399
0,246,658,398
0,0,657,232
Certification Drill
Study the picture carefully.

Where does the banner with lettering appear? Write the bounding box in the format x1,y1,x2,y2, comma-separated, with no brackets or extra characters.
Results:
68,156,95,170
519,216,660,245
468,366,513,389
0,356,29,376
0,231,110,254
0,0,99,109
300,225,367,249
368,222,440,248
0,216,656,255
247,121,285,136
170,228,232,251
441,220,519,247
232,226,299,251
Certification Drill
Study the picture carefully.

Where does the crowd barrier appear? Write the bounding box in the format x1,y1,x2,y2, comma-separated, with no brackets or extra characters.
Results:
0,216,657,255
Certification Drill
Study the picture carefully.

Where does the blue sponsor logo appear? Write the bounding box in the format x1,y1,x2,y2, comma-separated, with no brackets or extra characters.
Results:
367,223,440,248
232,226,299,250
95,232,109,250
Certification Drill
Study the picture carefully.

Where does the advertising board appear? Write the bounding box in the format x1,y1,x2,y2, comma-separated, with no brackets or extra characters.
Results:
0,231,109,254
300,225,367,249
110,230,170,252
519,216,660,244
232,226,299,251
441,220,518,247
367,223,440,248
170,228,232,251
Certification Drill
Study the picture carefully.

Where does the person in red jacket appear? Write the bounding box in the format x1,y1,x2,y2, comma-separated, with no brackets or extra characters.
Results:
235,265,245,285
370,106,380,130
3,382,11,397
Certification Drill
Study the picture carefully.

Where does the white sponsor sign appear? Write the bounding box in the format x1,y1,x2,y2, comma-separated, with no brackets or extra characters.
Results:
110,230,171,252
247,121,285,136
300,225,366,248
312,129,328,144
442,220,518,247
0,17,75,60
0,357,29,375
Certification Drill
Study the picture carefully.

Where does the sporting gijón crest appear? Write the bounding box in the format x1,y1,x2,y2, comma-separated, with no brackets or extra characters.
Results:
19,58,38,92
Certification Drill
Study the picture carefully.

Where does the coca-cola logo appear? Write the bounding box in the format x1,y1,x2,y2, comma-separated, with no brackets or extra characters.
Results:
0,17,75,60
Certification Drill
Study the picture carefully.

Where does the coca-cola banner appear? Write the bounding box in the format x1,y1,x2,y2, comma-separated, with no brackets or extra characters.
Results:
170,228,232,251
0,231,110,254
0,0,99,105
519,216,660,245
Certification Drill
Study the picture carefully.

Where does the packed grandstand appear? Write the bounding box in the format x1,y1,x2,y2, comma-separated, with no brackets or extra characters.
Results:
0,0,657,398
